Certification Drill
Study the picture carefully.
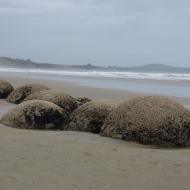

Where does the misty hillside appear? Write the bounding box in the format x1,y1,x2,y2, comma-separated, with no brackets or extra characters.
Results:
0,57,190,73
122,63,190,73
0,57,104,70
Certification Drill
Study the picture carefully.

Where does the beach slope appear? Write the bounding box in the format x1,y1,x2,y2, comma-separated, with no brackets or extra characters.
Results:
0,99,190,190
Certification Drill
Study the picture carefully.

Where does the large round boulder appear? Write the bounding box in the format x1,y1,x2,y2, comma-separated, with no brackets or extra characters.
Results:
0,100,69,130
101,96,190,147
24,90,78,113
0,80,14,99
67,101,116,133
7,84,49,104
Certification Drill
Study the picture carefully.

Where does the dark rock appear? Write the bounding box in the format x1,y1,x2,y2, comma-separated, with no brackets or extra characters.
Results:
0,80,14,99
76,97,92,106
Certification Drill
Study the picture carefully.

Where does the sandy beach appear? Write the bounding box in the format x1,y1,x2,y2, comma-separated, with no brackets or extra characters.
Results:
1,0,190,188
0,74,190,190
1,72,190,105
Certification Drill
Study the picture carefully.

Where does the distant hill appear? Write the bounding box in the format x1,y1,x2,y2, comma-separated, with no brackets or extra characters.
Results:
0,57,190,73
0,57,103,71
115,63,190,73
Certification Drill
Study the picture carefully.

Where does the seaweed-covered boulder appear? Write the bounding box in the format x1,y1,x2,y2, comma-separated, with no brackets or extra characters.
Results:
67,101,116,133
24,90,78,113
101,96,190,147
0,80,14,99
7,84,49,104
0,100,69,130
75,97,92,106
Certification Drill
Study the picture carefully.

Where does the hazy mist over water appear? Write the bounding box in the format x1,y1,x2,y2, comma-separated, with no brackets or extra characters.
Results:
0,0,190,67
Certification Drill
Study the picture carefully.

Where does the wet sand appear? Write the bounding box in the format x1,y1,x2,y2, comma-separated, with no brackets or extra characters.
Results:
0,74,190,190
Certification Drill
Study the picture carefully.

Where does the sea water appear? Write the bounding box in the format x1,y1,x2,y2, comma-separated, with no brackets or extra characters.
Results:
0,67,190,97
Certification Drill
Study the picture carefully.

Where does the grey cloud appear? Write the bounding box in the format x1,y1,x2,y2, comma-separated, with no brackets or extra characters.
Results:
0,0,190,66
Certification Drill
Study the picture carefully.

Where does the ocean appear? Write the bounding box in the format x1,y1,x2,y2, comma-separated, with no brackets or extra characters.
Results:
0,67,190,97
0,67,190,81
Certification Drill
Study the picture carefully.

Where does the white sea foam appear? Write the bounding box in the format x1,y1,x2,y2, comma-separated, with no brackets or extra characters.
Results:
0,67,190,81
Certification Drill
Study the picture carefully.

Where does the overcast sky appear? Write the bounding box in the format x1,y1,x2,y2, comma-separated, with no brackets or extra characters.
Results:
0,0,190,66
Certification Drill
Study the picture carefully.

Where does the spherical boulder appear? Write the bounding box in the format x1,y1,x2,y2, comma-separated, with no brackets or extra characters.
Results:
0,100,69,130
0,80,14,99
7,84,49,104
101,96,190,147
67,101,116,134
24,90,78,113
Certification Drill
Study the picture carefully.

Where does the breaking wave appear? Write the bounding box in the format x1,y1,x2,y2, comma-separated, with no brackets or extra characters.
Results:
0,67,190,81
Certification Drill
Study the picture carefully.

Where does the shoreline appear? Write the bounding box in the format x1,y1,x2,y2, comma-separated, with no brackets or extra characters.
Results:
1,74,190,189
1,70,190,85
1,68,190,83
1,72,190,106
